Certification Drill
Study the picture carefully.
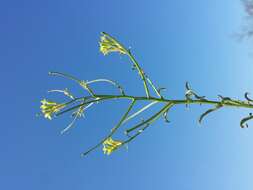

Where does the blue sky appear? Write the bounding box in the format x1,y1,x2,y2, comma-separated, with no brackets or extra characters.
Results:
1,0,253,189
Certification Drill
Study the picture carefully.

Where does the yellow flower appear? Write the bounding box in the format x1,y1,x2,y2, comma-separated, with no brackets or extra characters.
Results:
99,32,127,55
40,99,65,120
102,137,123,155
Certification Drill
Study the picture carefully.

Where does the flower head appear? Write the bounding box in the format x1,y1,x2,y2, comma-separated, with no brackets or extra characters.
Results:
102,137,123,155
99,32,127,55
40,99,66,120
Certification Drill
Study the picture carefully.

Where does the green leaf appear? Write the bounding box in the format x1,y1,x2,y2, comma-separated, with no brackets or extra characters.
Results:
240,113,253,128
199,104,223,124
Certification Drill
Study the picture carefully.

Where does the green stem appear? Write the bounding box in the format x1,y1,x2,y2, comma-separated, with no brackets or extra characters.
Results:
122,101,159,125
56,97,111,117
81,99,136,157
92,94,253,109
126,50,150,98
145,75,162,98
57,94,253,117
102,32,151,98
125,102,174,134
119,104,173,151
49,71,81,83
49,71,96,97
86,79,125,95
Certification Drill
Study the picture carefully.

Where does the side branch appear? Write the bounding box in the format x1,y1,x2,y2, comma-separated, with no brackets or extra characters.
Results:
126,50,150,98
81,99,136,156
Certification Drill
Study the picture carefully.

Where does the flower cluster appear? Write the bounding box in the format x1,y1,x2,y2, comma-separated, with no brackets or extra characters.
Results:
40,99,66,120
102,137,123,155
99,32,127,55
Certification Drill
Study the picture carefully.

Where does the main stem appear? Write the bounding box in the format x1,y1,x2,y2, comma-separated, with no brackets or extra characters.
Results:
58,94,253,118
73,93,252,156
90,94,253,109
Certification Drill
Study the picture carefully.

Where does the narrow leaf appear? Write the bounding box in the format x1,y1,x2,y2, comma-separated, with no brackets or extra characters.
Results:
163,110,170,123
240,113,253,128
245,92,253,102
199,104,223,124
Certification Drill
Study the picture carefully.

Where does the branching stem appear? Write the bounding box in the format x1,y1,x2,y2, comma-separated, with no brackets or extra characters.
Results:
40,32,253,157
81,99,136,156
56,94,253,120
